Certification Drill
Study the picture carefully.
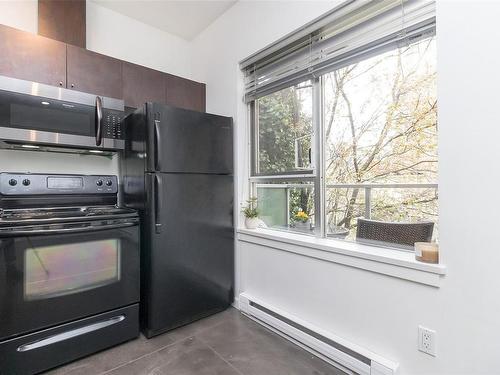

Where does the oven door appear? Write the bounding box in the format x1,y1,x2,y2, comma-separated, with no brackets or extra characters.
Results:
0,218,140,341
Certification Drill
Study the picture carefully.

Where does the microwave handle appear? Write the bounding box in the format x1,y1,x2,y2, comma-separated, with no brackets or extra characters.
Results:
95,96,103,146
154,174,163,234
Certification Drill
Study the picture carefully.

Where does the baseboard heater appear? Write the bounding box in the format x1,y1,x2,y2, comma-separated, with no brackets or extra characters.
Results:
239,293,399,375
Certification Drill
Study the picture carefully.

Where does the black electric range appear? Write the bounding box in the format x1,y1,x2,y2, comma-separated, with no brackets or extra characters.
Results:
0,173,140,375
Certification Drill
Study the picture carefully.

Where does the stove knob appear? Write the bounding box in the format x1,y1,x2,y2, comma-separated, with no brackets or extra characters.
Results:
96,179,103,186
8,179,17,186
22,179,30,186
106,180,113,186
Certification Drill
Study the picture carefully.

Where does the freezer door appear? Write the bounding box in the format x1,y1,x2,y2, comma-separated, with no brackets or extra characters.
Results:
145,104,233,174
142,173,234,337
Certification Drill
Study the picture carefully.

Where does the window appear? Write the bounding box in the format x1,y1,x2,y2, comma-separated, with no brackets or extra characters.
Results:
244,0,437,251
254,81,314,175
324,37,438,242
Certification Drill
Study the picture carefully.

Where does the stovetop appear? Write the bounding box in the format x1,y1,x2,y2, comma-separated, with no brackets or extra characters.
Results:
0,205,138,225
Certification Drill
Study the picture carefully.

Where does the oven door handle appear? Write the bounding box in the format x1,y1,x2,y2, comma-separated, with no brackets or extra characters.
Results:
0,220,138,236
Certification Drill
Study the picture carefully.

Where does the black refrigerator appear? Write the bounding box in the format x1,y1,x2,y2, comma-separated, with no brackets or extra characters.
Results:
123,103,234,338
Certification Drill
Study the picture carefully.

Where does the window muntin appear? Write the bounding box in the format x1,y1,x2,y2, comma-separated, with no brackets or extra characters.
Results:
255,81,314,175
250,37,438,251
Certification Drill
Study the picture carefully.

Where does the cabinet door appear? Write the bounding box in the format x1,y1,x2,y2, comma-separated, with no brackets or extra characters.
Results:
165,74,206,112
67,45,122,98
0,25,66,87
122,62,165,108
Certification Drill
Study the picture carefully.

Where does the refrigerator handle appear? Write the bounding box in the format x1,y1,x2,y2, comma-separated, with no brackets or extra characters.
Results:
154,174,163,234
154,120,161,171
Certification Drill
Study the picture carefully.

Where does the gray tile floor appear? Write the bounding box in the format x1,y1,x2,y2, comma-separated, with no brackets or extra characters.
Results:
45,307,346,375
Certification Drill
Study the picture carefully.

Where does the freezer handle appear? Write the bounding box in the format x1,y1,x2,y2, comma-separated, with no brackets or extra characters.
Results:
154,174,162,234
154,120,161,171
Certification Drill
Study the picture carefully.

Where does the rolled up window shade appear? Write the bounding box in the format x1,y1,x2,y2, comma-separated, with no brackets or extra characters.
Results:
241,0,436,102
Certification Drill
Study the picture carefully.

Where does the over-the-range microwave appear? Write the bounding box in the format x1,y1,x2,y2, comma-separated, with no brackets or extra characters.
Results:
0,75,125,151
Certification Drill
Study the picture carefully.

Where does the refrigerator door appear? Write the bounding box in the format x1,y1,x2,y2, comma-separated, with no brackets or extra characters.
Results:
142,172,234,337
145,104,233,174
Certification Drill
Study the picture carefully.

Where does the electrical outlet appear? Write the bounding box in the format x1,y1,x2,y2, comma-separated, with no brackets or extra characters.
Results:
418,325,436,356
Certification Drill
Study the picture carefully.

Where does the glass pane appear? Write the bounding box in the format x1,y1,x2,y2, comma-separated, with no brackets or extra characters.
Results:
326,186,438,247
256,182,315,235
326,187,365,241
323,37,438,249
25,239,120,300
256,81,313,174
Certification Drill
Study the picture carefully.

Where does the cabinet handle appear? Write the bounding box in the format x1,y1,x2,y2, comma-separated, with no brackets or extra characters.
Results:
71,83,75,88
58,81,63,86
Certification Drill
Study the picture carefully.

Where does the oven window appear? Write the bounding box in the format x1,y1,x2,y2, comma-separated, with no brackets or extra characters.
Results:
24,239,121,300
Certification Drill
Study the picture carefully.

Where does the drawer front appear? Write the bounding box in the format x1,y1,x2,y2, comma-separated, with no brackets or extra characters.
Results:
0,304,139,375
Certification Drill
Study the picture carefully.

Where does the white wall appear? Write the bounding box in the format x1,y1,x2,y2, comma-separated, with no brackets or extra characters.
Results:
0,0,192,79
0,0,37,34
86,1,191,79
191,0,500,373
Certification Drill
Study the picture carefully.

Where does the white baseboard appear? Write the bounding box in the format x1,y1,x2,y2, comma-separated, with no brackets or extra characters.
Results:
239,292,399,375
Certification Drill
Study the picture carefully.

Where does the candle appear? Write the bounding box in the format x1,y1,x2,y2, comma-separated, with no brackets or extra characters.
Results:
415,242,439,264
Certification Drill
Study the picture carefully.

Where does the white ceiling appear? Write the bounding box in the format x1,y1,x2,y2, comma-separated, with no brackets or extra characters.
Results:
93,0,236,41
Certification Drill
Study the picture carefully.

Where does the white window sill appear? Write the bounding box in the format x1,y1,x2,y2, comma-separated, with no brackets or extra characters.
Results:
237,228,446,287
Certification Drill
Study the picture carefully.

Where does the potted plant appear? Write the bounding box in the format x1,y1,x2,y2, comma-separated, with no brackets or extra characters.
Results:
242,197,260,229
292,210,310,230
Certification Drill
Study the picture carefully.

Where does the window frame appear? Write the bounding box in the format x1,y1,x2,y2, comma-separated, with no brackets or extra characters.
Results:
250,82,317,178
248,39,438,250
250,77,322,235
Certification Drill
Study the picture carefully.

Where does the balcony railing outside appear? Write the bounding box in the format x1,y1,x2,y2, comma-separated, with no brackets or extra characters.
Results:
256,183,438,239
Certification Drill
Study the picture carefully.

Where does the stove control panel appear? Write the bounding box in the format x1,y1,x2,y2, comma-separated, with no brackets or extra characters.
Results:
0,174,118,195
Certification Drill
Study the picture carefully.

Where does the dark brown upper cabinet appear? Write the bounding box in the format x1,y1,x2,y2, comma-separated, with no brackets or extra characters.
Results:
0,24,206,110
0,24,66,87
165,74,206,112
67,45,123,99
122,62,166,109
38,0,86,48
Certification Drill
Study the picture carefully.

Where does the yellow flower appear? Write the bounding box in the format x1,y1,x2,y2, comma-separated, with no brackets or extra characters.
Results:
295,211,309,219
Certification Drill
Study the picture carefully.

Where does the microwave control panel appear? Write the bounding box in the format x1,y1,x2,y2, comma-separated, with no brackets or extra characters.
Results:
103,110,124,140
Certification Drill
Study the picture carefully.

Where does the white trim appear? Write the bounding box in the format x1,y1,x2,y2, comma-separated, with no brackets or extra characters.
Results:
239,293,399,375
237,228,446,287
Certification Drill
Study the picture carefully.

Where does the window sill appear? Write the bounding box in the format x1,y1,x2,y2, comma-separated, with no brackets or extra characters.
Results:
237,228,446,287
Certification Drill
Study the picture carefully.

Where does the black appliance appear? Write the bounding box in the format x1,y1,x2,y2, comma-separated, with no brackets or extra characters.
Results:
123,103,233,338
0,75,125,150
0,173,140,374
